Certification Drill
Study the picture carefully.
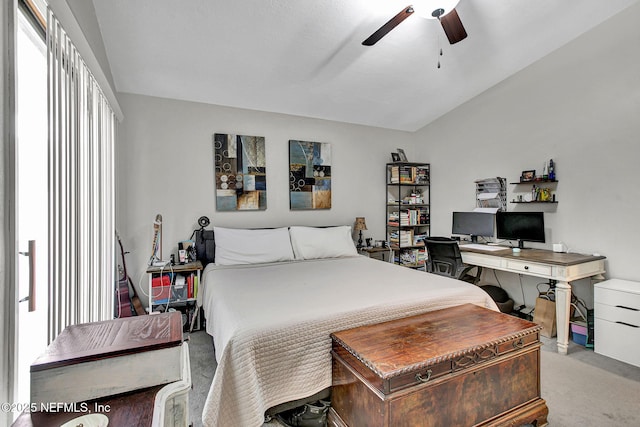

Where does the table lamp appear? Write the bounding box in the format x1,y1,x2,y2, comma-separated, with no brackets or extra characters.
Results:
354,217,368,249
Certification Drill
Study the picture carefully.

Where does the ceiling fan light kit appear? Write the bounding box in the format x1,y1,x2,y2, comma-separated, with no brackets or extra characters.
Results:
431,8,446,18
362,1,467,46
415,0,460,19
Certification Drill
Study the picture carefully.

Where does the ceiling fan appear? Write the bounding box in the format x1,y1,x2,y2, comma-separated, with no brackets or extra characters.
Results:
362,1,467,46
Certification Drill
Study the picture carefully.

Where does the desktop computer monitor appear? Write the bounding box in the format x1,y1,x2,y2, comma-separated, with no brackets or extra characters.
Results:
451,212,495,243
496,211,545,249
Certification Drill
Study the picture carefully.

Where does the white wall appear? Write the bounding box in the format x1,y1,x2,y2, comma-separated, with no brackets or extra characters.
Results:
117,94,413,306
415,3,640,310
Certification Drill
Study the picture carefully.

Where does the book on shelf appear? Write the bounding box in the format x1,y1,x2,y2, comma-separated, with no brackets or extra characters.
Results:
415,166,430,184
389,230,414,246
389,165,430,184
30,312,184,406
397,248,427,265
389,209,428,226
413,233,428,246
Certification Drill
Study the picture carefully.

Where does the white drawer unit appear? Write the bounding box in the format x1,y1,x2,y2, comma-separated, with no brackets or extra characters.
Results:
594,279,640,368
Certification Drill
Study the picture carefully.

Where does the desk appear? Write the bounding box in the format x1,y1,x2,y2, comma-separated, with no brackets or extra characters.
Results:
459,245,606,355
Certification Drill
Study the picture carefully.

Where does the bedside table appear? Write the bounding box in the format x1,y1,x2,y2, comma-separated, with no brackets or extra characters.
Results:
358,246,393,262
147,260,203,331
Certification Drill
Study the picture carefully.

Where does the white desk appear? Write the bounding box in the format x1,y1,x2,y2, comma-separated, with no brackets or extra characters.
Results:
460,245,606,355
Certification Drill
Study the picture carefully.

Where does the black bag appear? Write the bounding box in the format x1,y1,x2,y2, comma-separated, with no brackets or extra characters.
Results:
276,400,330,427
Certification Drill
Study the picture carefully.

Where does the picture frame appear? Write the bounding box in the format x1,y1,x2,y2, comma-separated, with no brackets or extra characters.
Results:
521,170,535,182
289,140,332,210
214,133,266,211
397,148,408,162
391,152,401,162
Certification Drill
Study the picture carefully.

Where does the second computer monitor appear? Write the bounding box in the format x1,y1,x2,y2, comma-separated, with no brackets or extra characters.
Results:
452,211,495,243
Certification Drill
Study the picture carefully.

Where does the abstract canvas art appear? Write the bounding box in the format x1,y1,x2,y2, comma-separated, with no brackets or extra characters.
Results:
289,140,331,210
214,133,266,211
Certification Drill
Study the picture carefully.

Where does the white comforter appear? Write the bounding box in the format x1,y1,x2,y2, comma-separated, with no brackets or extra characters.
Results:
198,256,497,427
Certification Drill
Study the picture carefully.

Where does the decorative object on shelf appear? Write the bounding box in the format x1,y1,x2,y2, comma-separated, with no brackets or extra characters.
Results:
391,152,401,162
354,217,368,249
289,140,332,210
548,159,556,180
520,170,535,182
375,240,387,248
539,187,552,202
214,133,266,211
178,240,196,263
510,179,557,204
397,148,408,162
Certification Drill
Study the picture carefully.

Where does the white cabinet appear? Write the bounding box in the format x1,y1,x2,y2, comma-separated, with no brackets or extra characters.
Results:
153,342,192,427
594,279,640,368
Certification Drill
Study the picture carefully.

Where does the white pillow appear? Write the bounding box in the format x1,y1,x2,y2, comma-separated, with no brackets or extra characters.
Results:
214,227,295,265
289,226,358,260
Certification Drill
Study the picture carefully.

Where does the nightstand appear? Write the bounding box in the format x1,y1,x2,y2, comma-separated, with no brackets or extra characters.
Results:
359,246,393,263
147,260,203,331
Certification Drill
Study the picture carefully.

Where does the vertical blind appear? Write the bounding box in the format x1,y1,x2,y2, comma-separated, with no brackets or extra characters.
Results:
47,8,115,341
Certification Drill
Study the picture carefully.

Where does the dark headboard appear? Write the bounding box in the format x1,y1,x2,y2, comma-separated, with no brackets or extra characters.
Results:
195,230,215,267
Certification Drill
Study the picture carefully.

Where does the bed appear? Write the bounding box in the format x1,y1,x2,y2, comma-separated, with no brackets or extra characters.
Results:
195,226,498,427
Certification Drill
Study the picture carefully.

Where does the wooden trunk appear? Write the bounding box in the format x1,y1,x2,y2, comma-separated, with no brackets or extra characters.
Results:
329,304,548,427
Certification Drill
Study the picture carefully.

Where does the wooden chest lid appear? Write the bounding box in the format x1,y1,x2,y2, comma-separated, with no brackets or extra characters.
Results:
31,312,183,372
331,304,541,380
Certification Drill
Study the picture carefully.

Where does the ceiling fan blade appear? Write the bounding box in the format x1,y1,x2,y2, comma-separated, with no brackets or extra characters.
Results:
362,6,414,46
440,8,467,44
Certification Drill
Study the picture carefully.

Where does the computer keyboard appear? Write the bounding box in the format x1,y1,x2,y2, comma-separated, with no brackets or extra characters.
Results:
461,243,509,252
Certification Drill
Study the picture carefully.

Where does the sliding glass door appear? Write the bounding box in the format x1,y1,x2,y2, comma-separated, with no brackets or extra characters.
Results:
15,4,48,408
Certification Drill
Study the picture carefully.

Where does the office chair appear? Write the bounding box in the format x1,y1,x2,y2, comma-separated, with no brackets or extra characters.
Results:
424,237,479,284
425,237,515,313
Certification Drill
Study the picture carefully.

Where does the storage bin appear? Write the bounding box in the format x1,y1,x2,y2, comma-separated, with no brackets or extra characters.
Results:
152,275,172,303
571,321,587,346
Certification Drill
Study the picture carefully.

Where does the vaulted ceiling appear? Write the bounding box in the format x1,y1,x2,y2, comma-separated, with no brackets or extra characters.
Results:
92,0,639,131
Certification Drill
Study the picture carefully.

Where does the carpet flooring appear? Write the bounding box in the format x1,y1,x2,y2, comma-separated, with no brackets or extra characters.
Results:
186,330,640,427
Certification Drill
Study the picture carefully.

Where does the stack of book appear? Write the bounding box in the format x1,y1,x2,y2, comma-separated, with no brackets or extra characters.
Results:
388,209,429,226
414,166,430,184
389,230,414,247
389,165,420,184
388,211,400,226
413,233,428,246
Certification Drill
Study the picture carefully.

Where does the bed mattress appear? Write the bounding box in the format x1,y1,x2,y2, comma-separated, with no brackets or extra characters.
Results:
197,255,497,427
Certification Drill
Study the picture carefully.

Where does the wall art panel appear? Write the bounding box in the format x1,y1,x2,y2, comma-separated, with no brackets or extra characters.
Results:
289,140,331,210
214,133,266,211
